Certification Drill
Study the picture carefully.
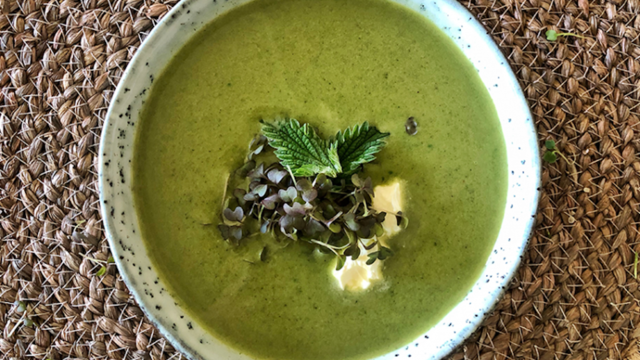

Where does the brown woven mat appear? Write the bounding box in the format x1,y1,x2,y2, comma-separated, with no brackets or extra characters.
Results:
1,0,640,359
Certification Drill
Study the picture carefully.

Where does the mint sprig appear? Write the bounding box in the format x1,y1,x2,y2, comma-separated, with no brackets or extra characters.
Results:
335,122,390,175
261,118,389,177
261,119,342,177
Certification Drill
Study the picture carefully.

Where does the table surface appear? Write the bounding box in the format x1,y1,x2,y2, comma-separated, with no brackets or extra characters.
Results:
1,0,640,359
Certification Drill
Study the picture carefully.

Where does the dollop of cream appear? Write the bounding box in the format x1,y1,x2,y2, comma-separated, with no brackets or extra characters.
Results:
332,178,404,291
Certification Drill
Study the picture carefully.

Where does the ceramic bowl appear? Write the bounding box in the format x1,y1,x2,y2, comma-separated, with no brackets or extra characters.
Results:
99,0,540,358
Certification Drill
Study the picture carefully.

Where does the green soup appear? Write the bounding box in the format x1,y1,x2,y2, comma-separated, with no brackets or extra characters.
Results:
133,0,507,358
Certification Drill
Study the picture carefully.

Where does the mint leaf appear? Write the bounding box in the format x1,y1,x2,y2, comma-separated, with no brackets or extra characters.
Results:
334,122,390,175
261,119,342,177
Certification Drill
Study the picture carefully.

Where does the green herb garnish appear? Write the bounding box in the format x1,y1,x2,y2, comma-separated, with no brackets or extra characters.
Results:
218,119,403,267
543,139,574,165
14,301,26,313
543,139,579,183
334,122,390,175
543,140,558,163
546,30,585,41
261,119,342,177
366,246,394,265
96,266,107,277
261,118,389,177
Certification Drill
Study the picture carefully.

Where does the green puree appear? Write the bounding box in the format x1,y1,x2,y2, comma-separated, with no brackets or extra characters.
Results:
133,0,508,359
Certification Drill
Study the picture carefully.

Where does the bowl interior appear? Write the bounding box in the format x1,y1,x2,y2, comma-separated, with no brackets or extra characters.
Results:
98,0,540,359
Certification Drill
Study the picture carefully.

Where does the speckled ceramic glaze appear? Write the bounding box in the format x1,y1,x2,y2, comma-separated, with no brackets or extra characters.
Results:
98,0,540,359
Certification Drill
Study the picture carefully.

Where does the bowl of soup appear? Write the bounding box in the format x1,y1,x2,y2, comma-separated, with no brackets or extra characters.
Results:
98,0,540,359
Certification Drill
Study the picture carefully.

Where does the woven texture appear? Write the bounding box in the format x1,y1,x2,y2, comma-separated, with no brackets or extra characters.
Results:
1,0,640,359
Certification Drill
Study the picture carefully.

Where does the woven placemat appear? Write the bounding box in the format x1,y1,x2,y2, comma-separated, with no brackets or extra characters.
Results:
1,0,639,359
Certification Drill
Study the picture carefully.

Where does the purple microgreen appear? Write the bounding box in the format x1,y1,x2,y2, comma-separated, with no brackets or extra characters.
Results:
267,169,288,184
314,173,333,194
248,134,267,152
351,173,363,187
357,227,371,239
366,252,379,265
218,224,230,239
363,177,374,197
223,207,244,222
260,220,270,234
378,246,394,260
302,188,318,202
313,173,326,187
374,223,385,237
296,178,313,191
247,163,265,179
280,225,299,240
401,216,409,229
230,226,243,241
323,204,337,218
361,238,378,251
396,212,409,229
233,189,247,206
279,215,294,232
249,181,261,191
325,211,343,226
251,144,265,157
357,217,377,239
243,216,261,234
253,184,268,197
351,245,361,260
303,219,326,237
284,202,307,216
344,240,358,256
343,213,360,231
311,208,326,221
236,160,256,177
280,215,305,232
310,239,351,251
278,186,298,202
328,222,342,233
261,194,280,210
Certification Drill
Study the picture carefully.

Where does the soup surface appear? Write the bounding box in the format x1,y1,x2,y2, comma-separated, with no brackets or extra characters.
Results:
133,0,507,358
